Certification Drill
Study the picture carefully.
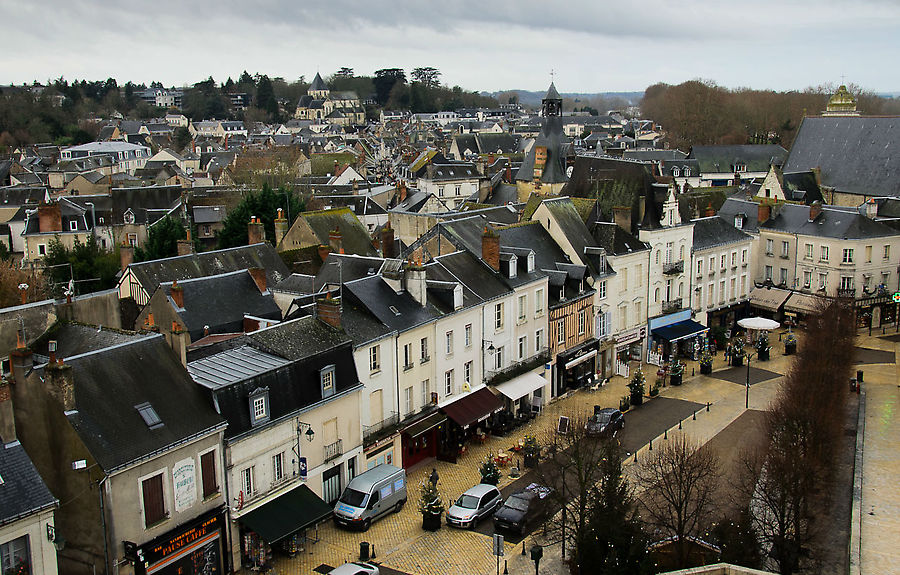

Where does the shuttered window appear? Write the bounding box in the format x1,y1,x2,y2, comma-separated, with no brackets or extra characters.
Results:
201,451,218,498
142,474,166,527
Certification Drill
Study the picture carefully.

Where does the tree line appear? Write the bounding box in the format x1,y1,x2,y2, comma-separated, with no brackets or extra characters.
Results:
641,79,900,150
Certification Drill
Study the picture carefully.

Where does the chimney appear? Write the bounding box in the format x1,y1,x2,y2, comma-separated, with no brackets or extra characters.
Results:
381,222,396,259
0,379,15,442
48,339,58,365
758,203,771,224
505,163,512,183
120,242,134,271
612,207,632,232
248,216,265,245
865,199,878,219
248,267,267,293
274,208,288,247
399,183,408,203
37,203,62,233
404,260,427,307
316,293,342,329
352,180,359,193
329,228,344,254
45,354,75,412
9,331,34,386
170,321,188,366
177,227,193,256
317,244,332,263
170,280,184,308
19,285,27,306
481,226,500,271
704,203,716,217
808,200,823,222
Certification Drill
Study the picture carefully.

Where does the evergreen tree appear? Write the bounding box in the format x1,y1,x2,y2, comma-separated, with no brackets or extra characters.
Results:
134,216,186,262
216,184,303,248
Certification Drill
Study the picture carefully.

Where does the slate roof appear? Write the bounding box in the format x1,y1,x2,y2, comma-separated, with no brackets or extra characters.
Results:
498,221,569,272
53,335,225,473
31,322,144,360
545,82,561,100
688,145,788,174
343,275,442,332
309,73,328,92
622,149,688,162
162,270,283,341
299,207,379,256
0,186,47,206
515,116,571,184
781,171,823,204
0,438,57,526
124,243,289,297
317,253,388,288
761,203,899,239
425,163,479,181
590,221,650,256
248,315,351,361
716,198,761,234
193,205,227,224
539,197,601,269
188,345,290,389
272,273,315,295
783,116,900,197
429,250,510,302
690,216,752,251
110,185,182,226
562,156,655,232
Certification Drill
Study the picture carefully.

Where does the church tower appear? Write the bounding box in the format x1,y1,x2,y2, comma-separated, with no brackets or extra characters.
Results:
542,82,562,117
515,82,570,200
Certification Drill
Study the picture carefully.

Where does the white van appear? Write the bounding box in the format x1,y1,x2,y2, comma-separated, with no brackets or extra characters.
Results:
333,464,407,531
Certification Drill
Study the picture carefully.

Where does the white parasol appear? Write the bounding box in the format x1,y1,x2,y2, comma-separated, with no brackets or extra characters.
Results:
737,317,780,331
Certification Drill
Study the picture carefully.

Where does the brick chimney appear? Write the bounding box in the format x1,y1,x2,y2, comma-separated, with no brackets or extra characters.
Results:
248,216,265,245
45,352,75,412
248,268,267,293
482,226,500,271
120,242,135,270
274,208,288,247
399,182,408,203
505,163,512,183
316,293,342,328
381,222,396,259
704,203,716,217
612,207,632,232
177,227,193,256
758,203,771,224
0,379,15,442
37,203,62,233
329,228,344,254
9,329,34,386
318,244,332,263
170,280,184,308
170,321,188,366
808,200,823,222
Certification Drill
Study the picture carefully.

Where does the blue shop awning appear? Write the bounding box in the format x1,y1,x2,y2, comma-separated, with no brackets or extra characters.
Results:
651,319,709,343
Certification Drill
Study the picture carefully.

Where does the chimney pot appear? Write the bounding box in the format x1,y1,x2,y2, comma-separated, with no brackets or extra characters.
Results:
170,282,184,308
248,215,265,245
808,200,823,222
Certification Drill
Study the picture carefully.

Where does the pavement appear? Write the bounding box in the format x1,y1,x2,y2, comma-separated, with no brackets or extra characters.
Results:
262,326,898,575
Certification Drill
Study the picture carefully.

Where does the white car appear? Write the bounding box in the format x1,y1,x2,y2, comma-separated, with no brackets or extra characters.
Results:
328,562,380,575
446,483,502,528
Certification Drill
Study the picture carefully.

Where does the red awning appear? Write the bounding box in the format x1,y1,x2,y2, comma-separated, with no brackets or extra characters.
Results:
441,387,504,429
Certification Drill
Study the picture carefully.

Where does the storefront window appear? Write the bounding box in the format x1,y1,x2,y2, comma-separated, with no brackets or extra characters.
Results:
1,535,30,575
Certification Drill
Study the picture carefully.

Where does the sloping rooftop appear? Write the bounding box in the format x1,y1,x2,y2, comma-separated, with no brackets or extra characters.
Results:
688,144,788,173
188,344,290,389
691,216,753,251
0,438,57,526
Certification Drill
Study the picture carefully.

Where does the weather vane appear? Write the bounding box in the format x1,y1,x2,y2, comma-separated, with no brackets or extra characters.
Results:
550,69,556,83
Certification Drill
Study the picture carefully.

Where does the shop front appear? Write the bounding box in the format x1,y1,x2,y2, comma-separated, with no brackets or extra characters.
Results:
439,387,504,462
492,370,548,433
400,411,446,469
749,287,791,320
555,338,599,396
783,292,825,326
236,484,332,571
130,508,226,575
648,310,708,363
855,293,898,329
614,326,646,375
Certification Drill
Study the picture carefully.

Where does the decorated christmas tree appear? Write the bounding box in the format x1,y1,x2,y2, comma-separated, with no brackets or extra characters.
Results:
418,480,444,516
480,457,501,485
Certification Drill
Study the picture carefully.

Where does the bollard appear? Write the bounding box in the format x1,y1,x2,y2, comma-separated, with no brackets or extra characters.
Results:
678,419,682,430
693,410,697,420
692,367,695,376
664,428,668,439
649,439,653,450
707,402,710,412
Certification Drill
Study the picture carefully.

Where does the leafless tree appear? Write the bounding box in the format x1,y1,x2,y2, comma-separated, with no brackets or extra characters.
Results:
634,433,722,569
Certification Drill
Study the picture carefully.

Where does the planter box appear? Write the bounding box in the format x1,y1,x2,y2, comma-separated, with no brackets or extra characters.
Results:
670,373,683,386
758,347,770,361
733,355,744,367
784,342,796,355
523,454,538,469
630,393,644,406
422,513,442,531
700,363,712,375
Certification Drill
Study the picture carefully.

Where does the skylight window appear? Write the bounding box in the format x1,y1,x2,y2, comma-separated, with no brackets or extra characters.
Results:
135,402,164,429
389,305,401,316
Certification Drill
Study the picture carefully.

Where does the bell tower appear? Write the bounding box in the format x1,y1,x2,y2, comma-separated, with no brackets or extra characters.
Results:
542,82,562,117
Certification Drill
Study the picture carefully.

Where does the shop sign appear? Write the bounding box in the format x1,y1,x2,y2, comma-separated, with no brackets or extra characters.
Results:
139,511,223,575
615,326,646,348
893,292,900,303
172,458,197,513
299,456,308,480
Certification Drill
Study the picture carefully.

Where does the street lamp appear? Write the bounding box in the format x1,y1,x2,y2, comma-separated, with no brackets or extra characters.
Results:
737,317,780,409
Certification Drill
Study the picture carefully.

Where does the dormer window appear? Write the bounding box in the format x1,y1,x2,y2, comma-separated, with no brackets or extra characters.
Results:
136,402,164,430
320,365,336,398
508,255,518,279
734,215,743,229
684,167,691,177
559,286,565,301
734,163,746,173
124,208,135,225
248,387,270,426
527,252,535,272
672,167,680,177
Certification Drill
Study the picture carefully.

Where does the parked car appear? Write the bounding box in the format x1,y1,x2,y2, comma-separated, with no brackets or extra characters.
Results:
447,484,502,528
333,464,407,531
585,407,624,437
328,562,380,575
492,485,551,534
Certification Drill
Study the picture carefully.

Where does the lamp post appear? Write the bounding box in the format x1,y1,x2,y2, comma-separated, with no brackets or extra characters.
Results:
482,339,495,384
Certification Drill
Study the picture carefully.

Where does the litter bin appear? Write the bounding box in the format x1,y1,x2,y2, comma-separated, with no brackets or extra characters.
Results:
850,377,857,392
360,541,370,561
857,370,864,383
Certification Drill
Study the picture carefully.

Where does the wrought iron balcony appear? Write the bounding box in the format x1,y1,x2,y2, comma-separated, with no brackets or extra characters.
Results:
485,347,551,387
363,412,400,446
836,287,857,299
324,439,343,463
662,298,684,314
663,260,684,275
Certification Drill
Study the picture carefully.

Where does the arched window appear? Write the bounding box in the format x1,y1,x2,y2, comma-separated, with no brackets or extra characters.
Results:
672,167,680,177
679,245,685,260
684,167,691,177
654,287,660,302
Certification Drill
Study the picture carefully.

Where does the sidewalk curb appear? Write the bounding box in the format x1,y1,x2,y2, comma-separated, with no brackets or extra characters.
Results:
849,382,866,575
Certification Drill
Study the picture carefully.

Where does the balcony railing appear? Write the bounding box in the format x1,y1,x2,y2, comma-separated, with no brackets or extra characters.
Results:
324,439,343,463
363,411,400,445
662,298,684,314
836,287,857,299
663,260,684,275
485,347,551,387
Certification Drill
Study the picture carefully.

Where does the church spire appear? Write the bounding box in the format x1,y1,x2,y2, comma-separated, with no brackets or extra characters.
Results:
542,82,562,117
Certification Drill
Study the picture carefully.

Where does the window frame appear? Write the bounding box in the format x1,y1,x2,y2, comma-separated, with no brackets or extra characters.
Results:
369,345,380,372
320,365,336,398
249,388,270,426
140,470,168,528
199,448,219,499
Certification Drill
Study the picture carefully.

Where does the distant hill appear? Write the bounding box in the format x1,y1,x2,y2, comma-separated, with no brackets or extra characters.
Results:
487,90,644,110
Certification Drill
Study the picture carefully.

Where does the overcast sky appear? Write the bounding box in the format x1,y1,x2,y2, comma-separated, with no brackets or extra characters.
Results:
2,0,898,95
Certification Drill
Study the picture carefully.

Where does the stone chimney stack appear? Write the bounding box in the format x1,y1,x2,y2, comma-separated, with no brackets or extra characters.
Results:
381,222,396,259
316,293,342,329
37,202,62,233
170,321,188,367
120,242,135,271
45,351,74,412
612,207,632,233
248,216,265,245
808,200,823,222
704,203,716,217
274,208,288,247
865,199,878,219
248,267,267,294
177,227,194,256
328,228,344,254
0,379,16,442
318,244,332,263
482,227,500,271
758,203,771,224
170,280,184,308
404,259,427,307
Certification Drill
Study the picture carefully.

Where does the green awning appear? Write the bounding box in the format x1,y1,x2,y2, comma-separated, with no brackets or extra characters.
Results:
240,484,332,543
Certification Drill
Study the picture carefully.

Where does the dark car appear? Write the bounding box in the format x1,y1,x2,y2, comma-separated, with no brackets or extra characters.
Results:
585,407,624,437
493,487,551,534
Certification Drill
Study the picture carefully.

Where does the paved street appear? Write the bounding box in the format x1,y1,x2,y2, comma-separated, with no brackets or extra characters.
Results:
266,327,900,575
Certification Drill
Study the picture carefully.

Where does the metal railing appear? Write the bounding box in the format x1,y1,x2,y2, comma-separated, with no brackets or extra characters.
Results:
324,439,343,463
484,347,551,387
662,298,683,313
663,260,684,275
363,412,399,441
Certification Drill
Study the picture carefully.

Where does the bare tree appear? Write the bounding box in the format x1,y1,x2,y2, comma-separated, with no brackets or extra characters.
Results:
634,433,721,569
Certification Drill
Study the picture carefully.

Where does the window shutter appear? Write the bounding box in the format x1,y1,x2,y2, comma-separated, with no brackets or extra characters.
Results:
142,474,166,527
201,451,218,498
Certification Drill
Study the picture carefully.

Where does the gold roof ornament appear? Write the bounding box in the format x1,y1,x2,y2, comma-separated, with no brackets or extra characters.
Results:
824,84,860,116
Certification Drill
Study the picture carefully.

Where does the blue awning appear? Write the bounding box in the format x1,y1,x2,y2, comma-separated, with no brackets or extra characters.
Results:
651,319,708,343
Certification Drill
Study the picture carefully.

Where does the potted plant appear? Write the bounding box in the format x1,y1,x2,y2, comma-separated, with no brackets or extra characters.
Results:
699,349,713,375
784,332,797,355
418,480,444,531
669,360,685,386
628,369,646,406
479,457,501,486
731,337,745,367
619,395,631,412
522,434,540,469
756,333,770,361
649,383,660,397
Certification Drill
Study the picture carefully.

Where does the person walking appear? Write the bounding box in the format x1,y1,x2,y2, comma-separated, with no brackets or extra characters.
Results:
429,468,439,486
